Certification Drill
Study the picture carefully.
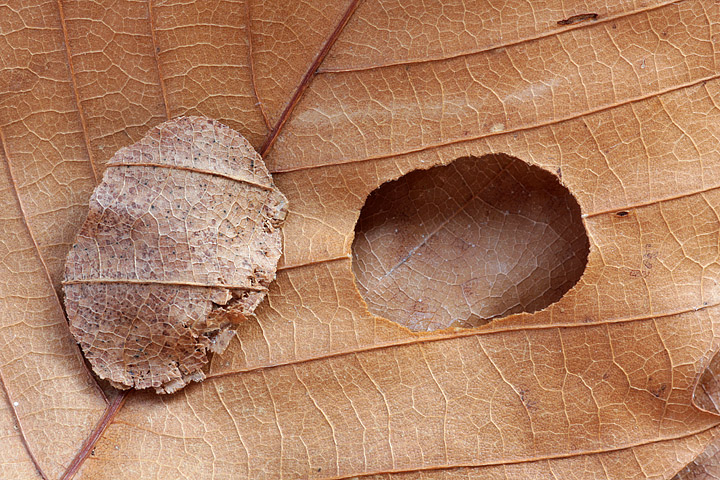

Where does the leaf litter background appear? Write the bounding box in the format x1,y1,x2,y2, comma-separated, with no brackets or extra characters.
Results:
3,0,720,478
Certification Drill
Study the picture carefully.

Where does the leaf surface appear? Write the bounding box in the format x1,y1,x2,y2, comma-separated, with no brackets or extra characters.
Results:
1,0,720,479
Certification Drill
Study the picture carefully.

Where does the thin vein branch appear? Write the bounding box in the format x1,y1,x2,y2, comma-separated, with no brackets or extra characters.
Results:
105,162,274,191
319,423,720,480
277,255,351,272
62,278,268,291
246,0,271,130
583,182,720,218
317,0,683,74
0,127,108,404
147,0,171,119
271,72,720,175
206,300,720,381
259,0,362,156
0,369,47,480
56,0,99,184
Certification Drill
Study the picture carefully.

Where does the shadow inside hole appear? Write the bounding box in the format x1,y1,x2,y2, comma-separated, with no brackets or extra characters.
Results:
351,154,589,332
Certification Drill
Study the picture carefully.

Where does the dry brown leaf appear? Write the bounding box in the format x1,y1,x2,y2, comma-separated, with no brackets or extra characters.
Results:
63,116,287,393
2,0,720,479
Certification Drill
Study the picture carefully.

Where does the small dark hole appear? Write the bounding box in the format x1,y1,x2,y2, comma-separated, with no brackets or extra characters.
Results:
616,211,629,217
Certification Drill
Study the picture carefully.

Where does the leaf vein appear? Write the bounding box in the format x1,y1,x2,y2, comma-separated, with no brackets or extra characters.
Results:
55,0,99,184
206,300,720,380
0,369,47,480
316,0,684,74
320,423,720,480
271,72,720,175
147,0,171,120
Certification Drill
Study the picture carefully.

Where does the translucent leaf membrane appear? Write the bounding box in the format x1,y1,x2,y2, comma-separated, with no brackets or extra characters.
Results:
64,117,287,393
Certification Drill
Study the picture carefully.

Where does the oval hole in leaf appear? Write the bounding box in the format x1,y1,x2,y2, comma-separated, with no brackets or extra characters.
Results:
351,153,589,332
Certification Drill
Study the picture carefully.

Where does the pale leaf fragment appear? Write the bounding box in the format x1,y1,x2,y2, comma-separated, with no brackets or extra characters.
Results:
63,116,287,394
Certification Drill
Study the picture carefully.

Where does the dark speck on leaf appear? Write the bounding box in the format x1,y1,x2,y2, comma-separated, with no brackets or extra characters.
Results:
557,13,598,26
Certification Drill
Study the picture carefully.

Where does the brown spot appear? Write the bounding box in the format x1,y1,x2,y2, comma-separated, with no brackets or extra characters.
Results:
557,13,599,26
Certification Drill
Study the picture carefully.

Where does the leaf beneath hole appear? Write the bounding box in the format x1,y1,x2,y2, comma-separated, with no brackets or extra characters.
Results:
352,154,589,331
2,0,720,479
63,116,287,394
